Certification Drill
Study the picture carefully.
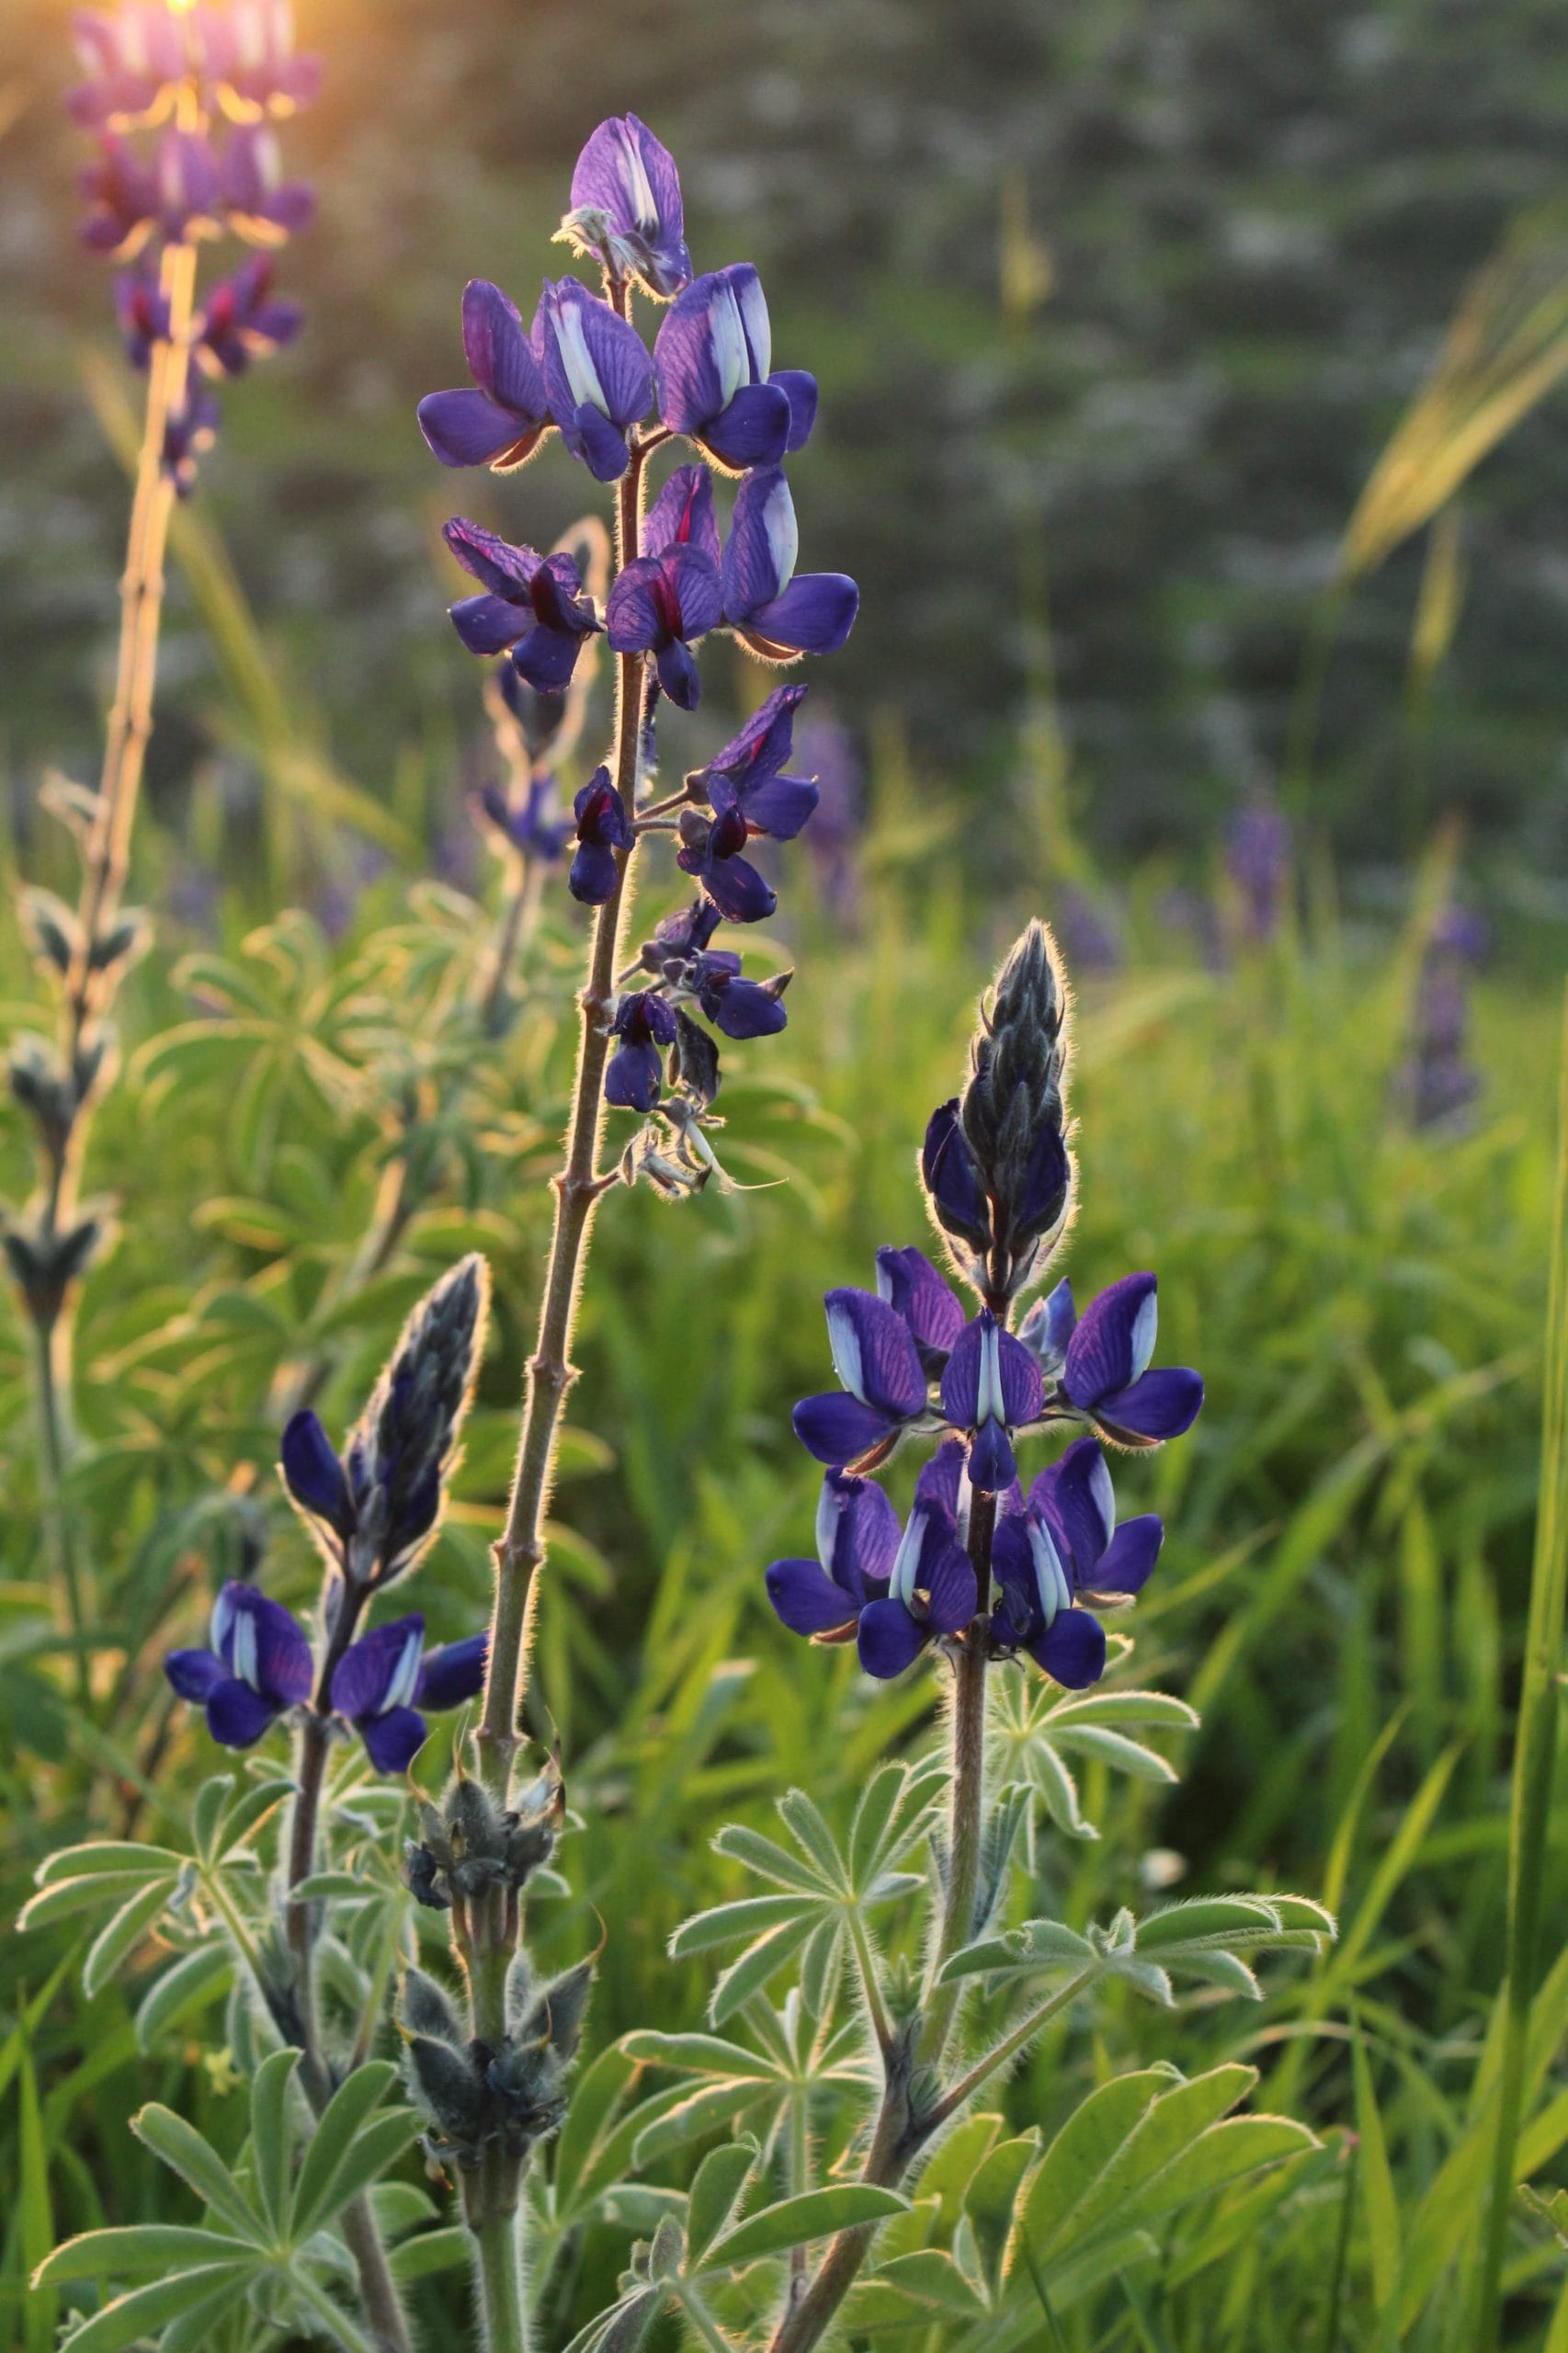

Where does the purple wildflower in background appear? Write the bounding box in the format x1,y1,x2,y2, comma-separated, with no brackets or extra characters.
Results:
163,383,221,494
1055,884,1122,975
560,111,691,299
418,279,555,472
68,6,188,128
79,133,160,254
721,467,858,661
606,464,722,709
114,262,170,365
1398,904,1486,1131
197,253,301,372
477,776,571,866
606,991,679,1110
794,715,862,923
200,0,322,120
165,1581,312,1746
654,264,816,472
991,1436,1163,1688
329,1615,488,1773
570,768,634,904
441,519,604,691
538,275,653,483
1226,792,1291,943
220,120,313,242
1051,1273,1204,1447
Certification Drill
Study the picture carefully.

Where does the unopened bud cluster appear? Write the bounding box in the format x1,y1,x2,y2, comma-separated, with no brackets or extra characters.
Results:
400,1948,593,2168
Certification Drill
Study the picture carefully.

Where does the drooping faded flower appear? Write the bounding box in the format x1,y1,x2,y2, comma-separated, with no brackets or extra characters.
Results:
165,1581,312,1746
654,265,816,472
559,113,692,300
418,279,555,472
721,467,858,661
329,1616,488,1773
675,805,778,924
441,520,604,693
537,275,653,483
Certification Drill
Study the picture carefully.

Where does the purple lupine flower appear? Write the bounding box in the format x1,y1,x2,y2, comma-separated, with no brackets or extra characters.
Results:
562,113,691,300
637,895,723,975
115,262,170,367
158,125,223,237
792,1286,931,1469
221,122,314,244
570,767,634,904
606,990,680,1110
721,466,858,661
874,1245,966,1376
1054,1274,1204,1447
441,519,604,693
197,254,301,373
165,1581,312,1747
606,464,722,709
329,1615,488,1774
676,804,777,924
653,265,816,473
687,951,789,1040
1017,1276,1077,1380
857,1443,978,1677
939,1306,1044,1493
418,279,555,472
537,275,653,483
690,683,819,842
199,0,322,121
477,776,570,866
1226,794,1291,943
766,1468,900,1646
1055,885,1122,976
68,6,188,129
163,383,221,496
990,1436,1162,1688
79,132,160,254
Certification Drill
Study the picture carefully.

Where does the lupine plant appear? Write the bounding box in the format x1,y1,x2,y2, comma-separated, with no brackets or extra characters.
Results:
5,0,315,1689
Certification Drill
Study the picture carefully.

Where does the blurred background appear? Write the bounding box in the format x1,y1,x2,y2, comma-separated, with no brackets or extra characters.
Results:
5,0,1568,915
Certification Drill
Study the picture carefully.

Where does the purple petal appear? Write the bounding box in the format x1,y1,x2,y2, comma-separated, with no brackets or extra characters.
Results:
531,552,601,636
990,1517,1036,1625
876,1246,966,1365
653,273,730,434
236,1590,313,1706
999,1330,1045,1427
925,1538,979,1635
665,543,723,638
939,1318,984,1427
818,1469,901,1597
1028,1608,1108,1690
766,1556,859,1637
461,278,546,415
699,685,806,787
569,840,620,905
165,1647,225,1701
1034,1437,1115,1578
655,638,701,710
1095,1369,1204,1445
1091,1516,1164,1598
1062,1274,1159,1410
703,381,791,472
443,517,539,597
514,622,589,694
915,1436,970,1524
360,1706,429,1775
721,466,796,620
280,1409,349,1530
644,465,722,566
606,1037,664,1110
824,1288,927,1417
792,1392,900,1468
739,574,859,660
450,595,526,657
417,1633,489,1711
557,278,653,428
418,389,541,470
206,1678,282,1747
684,846,777,923
857,1598,928,1679
711,771,819,841
967,1419,1017,1495
1016,1123,1072,1239
704,973,789,1040
606,556,668,652
574,401,632,482
569,115,689,296
770,368,819,452
332,1616,424,1719
921,1100,992,1252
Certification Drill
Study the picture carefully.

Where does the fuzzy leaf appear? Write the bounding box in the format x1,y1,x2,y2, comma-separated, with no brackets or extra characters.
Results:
701,2185,908,2270
84,1877,179,1998
131,2107,263,2240
135,1943,233,2052
712,1823,835,1894
290,2061,403,2237
248,2047,301,2236
710,1917,820,2026
669,1893,814,1958
32,2265,253,2353
33,2227,253,2284
684,2140,757,2268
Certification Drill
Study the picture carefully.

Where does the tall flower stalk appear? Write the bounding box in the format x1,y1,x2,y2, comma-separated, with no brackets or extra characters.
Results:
6,0,315,1668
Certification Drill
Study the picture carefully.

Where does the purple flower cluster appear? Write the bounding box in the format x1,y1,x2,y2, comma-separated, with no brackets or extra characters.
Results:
165,1582,486,1773
1397,903,1486,1131
71,2,315,494
418,114,859,1130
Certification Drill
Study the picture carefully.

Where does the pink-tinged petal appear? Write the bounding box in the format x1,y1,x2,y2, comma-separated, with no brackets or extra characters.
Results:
417,1633,489,1711
360,1706,428,1775
792,1392,899,1468
206,1677,282,1746
666,542,723,639
332,1616,424,1719
702,380,791,472
461,278,545,415
450,595,526,656
741,573,859,658
1062,1274,1158,1409
824,1288,927,1418
417,390,539,469
530,552,600,634
766,1556,858,1636
857,1597,927,1679
770,367,818,452
721,466,796,619
1095,1369,1204,1445
643,463,721,565
442,517,539,597
1091,1515,1163,1598
699,684,807,785
1028,1608,1107,1689
165,1647,225,1701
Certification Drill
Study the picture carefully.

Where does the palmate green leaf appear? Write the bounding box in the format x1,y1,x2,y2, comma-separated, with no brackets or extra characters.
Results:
131,2107,263,2241
939,1917,1097,1984
710,1822,835,1895
631,2077,776,2168
710,1916,823,2027
700,2184,908,2271
553,2043,641,2213
387,2223,470,2281
668,1893,818,1958
291,2061,409,2238
560,2286,665,2353
1059,2063,1260,2247
684,2139,758,2268
34,2226,255,2283
855,2247,990,2321
777,1788,851,1892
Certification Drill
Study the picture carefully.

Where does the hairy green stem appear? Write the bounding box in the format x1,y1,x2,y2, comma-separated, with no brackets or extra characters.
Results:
1475,985,1568,2347
921,1490,995,2063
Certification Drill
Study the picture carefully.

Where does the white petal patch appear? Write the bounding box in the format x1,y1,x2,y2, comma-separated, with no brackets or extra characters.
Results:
1130,1289,1158,1382
708,281,748,409
816,1479,842,1574
733,268,771,381
890,1507,927,1608
761,473,799,594
825,1301,867,1403
230,1606,259,1692
553,297,607,415
616,122,658,233
210,1586,237,1655
383,1627,424,1714
976,1317,1006,1428
1028,1518,1072,1627
1088,1448,1116,1547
